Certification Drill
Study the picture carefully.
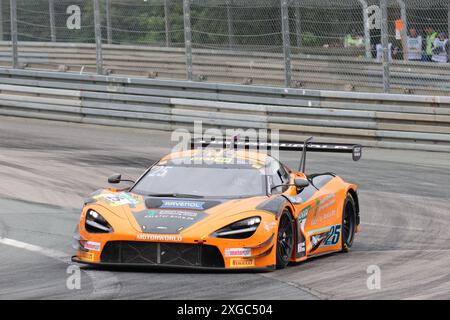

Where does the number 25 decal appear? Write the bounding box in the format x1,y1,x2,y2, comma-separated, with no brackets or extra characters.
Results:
324,224,341,246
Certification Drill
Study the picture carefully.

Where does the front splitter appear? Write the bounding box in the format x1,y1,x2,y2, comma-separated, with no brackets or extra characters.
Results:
71,256,274,273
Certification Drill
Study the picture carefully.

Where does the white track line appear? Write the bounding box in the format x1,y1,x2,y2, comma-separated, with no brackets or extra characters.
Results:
0,237,69,261
0,237,121,299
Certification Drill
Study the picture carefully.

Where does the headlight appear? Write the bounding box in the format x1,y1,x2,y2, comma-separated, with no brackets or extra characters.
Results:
85,210,113,233
213,216,261,239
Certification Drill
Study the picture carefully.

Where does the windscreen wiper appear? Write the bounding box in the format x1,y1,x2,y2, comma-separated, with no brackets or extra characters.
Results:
146,193,204,199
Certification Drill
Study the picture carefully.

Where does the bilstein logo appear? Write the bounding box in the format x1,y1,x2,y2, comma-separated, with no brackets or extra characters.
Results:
160,200,205,210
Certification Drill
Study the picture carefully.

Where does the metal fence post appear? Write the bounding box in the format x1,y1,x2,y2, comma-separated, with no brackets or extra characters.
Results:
0,0,3,41
280,0,292,87
93,0,103,75
294,1,302,49
380,0,390,93
358,0,371,59
448,2,450,62
164,0,170,47
396,0,408,61
396,0,407,32
106,0,112,44
183,0,193,81
9,0,17,68
49,0,56,42
226,0,235,49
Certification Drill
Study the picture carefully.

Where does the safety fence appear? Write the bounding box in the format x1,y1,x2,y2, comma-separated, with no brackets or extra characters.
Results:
1,41,449,95
0,0,449,94
0,68,449,152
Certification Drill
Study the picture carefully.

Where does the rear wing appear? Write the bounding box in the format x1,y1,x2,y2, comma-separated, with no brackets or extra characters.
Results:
191,137,362,172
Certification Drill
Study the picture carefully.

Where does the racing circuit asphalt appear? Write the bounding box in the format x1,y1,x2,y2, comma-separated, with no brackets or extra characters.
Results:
1,116,450,300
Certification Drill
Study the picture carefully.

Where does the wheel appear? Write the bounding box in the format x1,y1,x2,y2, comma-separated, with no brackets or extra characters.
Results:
341,194,357,252
276,210,294,269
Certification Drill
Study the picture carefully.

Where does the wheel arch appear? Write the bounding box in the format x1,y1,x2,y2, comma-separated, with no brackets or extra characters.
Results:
276,204,297,266
281,203,295,219
280,204,297,261
347,187,360,225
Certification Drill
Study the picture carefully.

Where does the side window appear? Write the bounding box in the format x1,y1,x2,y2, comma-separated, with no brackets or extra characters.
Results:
266,158,288,194
279,165,290,183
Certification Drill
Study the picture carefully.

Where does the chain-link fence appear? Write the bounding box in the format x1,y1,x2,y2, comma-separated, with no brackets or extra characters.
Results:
2,0,450,94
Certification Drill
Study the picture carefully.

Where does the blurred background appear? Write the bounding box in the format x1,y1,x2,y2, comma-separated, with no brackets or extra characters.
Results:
0,0,449,94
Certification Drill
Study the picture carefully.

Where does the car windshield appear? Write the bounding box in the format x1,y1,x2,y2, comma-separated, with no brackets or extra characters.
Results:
132,164,267,199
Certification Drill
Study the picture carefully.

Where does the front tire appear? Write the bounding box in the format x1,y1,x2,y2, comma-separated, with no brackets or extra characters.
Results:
341,194,357,252
276,210,294,269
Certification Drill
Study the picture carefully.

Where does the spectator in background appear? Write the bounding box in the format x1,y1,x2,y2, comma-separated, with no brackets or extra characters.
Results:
376,42,393,62
431,32,449,63
424,27,438,61
344,29,364,48
406,28,423,61
392,42,402,60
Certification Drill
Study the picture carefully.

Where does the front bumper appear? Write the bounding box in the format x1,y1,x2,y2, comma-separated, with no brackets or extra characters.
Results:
74,205,278,270
73,239,275,271
71,256,274,272
100,241,225,268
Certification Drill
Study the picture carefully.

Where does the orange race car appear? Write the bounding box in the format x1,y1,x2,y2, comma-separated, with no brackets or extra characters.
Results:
72,138,362,270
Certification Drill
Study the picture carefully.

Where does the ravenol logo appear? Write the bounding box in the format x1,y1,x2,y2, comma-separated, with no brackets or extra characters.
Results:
160,200,205,210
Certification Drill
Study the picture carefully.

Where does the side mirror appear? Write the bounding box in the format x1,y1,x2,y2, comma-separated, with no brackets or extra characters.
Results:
108,174,122,184
294,178,310,189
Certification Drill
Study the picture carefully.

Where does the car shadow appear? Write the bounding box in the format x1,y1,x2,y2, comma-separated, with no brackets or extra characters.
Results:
79,264,274,274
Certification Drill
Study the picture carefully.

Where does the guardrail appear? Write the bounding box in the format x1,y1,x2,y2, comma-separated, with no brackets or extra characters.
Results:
1,42,450,96
0,68,450,152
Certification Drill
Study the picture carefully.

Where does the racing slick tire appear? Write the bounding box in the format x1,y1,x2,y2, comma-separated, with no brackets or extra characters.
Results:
341,194,357,253
276,209,294,269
